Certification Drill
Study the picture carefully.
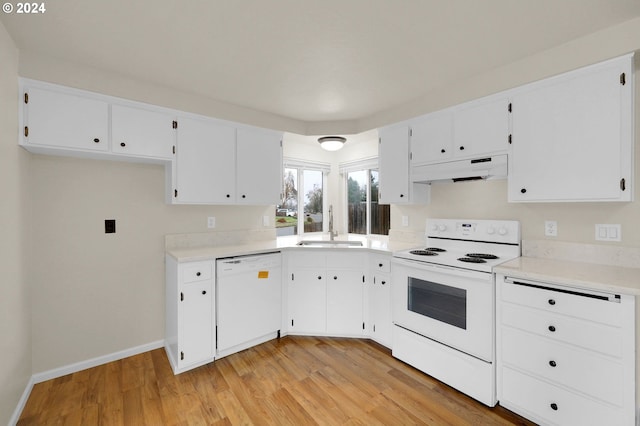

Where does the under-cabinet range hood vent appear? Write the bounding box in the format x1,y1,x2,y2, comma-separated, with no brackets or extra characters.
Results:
411,154,507,184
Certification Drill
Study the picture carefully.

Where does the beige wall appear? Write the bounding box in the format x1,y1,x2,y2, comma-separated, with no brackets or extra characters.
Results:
0,21,31,425
29,155,272,372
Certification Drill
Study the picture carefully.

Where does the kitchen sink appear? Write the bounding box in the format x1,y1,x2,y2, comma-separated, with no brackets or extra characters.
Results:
297,240,364,247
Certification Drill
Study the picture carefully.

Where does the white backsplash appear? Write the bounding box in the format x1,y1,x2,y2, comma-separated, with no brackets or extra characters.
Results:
165,229,276,251
523,239,640,269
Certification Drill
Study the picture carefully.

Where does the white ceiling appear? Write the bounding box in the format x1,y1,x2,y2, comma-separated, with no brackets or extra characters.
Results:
3,0,640,128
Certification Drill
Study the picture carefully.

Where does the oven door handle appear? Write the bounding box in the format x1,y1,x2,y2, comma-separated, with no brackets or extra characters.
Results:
392,256,491,279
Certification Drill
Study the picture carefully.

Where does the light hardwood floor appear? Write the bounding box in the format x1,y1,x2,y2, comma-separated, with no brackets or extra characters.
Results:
19,336,534,425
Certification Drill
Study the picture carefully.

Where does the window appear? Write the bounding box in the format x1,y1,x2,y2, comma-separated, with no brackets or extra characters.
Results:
276,160,329,236
343,160,390,236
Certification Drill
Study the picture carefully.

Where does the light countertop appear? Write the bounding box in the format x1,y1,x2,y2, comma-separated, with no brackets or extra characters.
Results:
494,256,640,296
166,234,419,263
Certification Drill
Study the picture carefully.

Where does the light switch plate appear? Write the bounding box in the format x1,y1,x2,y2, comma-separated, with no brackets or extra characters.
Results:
595,224,621,242
207,217,216,229
402,215,409,227
263,215,270,227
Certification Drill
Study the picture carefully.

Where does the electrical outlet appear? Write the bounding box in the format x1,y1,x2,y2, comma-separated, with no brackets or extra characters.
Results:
263,215,270,227
544,220,557,237
595,224,621,242
207,217,216,229
402,215,409,227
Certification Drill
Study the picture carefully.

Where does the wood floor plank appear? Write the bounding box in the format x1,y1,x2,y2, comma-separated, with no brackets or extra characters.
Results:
19,336,536,426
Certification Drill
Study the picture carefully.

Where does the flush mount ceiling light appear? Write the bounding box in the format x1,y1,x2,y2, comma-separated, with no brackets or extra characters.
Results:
318,136,346,151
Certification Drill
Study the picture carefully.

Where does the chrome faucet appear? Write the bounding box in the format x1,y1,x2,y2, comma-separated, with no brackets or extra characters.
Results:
328,204,337,240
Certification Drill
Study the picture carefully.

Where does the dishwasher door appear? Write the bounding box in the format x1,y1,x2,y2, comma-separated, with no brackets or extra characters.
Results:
216,252,282,357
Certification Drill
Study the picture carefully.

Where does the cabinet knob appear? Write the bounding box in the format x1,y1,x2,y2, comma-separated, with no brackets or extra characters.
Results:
333,276,337,280
400,194,404,198
549,360,557,367
520,188,527,194
550,403,558,411
202,290,207,295
93,138,100,143
317,276,322,280
120,142,126,147
548,325,556,332
378,263,383,267
196,272,201,277
548,299,556,306
381,281,386,285
459,146,464,151
242,195,246,199
440,148,446,153
226,194,231,198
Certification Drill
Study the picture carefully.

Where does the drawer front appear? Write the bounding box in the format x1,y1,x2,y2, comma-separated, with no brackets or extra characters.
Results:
501,281,622,327
287,252,326,268
182,262,212,283
501,328,623,405
501,367,626,426
501,303,622,357
326,252,365,269
372,256,391,273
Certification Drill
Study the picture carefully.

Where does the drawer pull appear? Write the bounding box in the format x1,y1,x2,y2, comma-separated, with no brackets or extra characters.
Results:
379,263,383,267
196,272,201,277
381,281,386,285
548,325,556,332
549,360,557,367
548,299,556,305
550,403,558,411
318,276,322,280
202,290,207,295
334,276,338,280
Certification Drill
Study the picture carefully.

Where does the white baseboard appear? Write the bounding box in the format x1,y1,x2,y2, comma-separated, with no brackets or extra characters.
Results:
10,340,164,425
32,339,164,384
9,375,35,426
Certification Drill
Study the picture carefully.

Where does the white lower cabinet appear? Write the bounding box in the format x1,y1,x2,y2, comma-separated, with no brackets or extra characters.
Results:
496,274,635,425
165,256,215,374
286,251,365,337
368,255,392,348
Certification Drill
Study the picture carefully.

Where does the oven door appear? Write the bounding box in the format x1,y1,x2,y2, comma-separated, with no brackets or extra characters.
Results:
392,257,494,362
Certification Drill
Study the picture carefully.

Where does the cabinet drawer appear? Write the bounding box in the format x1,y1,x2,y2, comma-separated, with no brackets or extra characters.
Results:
501,302,623,357
501,328,623,405
501,367,626,426
181,262,212,283
287,252,326,268
372,257,391,273
326,252,365,269
501,280,622,327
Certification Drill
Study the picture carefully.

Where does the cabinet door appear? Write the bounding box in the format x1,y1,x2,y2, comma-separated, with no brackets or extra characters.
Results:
410,110,454,164
371,273,392,347
111,104,175,159
326,270,364,336
174,117,236,204
287,269,326,334
24,86,108,151
509,56,632,202
453,96,509,158
178,281,213,368
378,124,410,204
236,127,282,205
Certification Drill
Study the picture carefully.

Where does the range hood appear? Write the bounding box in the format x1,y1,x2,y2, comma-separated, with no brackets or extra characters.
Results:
411,154,507,184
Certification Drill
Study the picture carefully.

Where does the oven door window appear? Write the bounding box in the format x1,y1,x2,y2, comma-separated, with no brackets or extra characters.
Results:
407,277,467,329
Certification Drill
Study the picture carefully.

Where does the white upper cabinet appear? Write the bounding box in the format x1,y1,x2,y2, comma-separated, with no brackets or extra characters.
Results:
111,104,175,160
171,119,283,205
508,54,633,202
236,127,282,205
378,123,430,204
410,96,509,166
23,85,109,152
453,96,510,158
173,117,236,204
410,110,454,164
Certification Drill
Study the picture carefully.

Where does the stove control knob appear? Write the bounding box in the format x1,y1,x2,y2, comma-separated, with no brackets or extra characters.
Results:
438,224,447,232
486,227,495,235
498,227,508,236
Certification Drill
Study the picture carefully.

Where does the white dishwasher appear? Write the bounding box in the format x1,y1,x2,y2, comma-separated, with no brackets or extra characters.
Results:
216,251,282,358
